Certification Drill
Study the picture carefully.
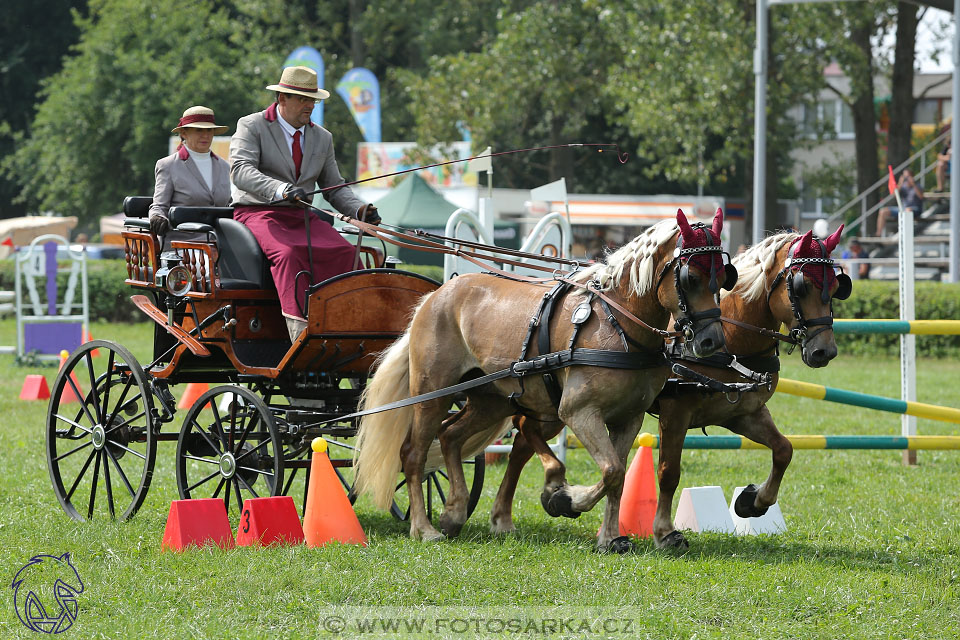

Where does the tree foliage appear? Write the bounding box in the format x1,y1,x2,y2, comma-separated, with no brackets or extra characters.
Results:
0,0,928,231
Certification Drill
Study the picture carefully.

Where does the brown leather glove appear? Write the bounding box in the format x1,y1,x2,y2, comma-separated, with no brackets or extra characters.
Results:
149,214,170,236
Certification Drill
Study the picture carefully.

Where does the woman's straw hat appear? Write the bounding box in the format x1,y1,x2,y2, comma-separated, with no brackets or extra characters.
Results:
171,106,228,134
266,66,330,100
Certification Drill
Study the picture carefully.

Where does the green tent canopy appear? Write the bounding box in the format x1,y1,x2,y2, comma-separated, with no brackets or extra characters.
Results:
372,173,517,267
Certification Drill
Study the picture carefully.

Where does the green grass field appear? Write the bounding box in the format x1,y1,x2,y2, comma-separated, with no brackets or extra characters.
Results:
1,319,959,639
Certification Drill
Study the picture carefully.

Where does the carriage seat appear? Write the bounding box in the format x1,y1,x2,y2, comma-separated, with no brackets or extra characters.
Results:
167,205,272,290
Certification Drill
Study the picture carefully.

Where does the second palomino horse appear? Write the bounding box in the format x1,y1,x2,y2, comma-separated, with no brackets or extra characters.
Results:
488,226,851,550
354,209,735,552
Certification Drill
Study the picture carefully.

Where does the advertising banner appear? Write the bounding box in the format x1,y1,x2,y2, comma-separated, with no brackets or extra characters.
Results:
336,68,381,143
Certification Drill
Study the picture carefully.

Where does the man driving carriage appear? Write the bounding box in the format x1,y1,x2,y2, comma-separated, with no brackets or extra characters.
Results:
230,65,381,342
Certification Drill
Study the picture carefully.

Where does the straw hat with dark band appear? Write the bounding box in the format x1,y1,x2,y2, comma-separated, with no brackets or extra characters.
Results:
171,106,228,134
266,66,331,100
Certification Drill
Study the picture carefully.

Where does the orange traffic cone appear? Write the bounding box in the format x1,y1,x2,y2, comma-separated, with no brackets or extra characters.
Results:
616,445,657,538
58,350,84,404
302,438,367,547
83,328,100,357
177,382,210,410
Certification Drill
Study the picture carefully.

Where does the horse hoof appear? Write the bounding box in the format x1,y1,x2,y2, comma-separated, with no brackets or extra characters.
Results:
543,490,581,519
657,530,689,551
734,484,770,518
601,536,635,554
438,515,463,538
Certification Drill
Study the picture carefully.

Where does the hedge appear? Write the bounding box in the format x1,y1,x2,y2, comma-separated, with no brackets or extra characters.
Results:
3,260,956,356
833,280,960,357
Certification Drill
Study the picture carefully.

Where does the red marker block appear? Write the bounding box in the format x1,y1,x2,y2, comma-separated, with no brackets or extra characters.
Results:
19,375,50,401
235,496,305,547
161,499,234,552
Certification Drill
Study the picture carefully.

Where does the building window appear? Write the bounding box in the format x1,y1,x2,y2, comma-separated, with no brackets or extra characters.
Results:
801,99,854,139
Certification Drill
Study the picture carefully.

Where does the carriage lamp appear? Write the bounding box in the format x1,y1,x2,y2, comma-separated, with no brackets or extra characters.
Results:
165,265,193,297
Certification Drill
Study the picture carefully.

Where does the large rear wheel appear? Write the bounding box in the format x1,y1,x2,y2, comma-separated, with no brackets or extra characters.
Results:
45,341,156,521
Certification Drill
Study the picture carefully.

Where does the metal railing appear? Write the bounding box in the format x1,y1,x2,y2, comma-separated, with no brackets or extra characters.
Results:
827,129,950,236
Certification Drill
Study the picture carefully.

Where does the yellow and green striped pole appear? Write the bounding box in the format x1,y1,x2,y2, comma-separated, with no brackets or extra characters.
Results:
775,378,960,424
833,319,960,335
625,432,960,450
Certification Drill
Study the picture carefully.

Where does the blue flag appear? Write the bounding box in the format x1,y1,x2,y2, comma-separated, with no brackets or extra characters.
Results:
336,68,381,143
283,46,325,127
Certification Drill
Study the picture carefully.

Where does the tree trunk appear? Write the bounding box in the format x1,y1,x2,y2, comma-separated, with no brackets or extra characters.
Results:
887,3,918,171
350,0,366,66
850,24,880,211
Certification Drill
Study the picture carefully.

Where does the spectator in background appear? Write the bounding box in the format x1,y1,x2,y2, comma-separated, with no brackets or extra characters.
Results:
935,139,951,192
875,169,923,236
841,239,870,280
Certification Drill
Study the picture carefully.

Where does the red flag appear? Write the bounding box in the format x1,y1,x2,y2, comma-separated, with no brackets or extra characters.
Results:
1,237,13,248
887,165,897,196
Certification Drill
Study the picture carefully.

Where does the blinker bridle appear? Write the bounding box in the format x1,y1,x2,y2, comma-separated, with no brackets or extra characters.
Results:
767,237,852,355
657,223,738,341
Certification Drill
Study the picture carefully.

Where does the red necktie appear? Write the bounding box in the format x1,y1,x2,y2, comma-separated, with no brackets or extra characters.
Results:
292,130,303,180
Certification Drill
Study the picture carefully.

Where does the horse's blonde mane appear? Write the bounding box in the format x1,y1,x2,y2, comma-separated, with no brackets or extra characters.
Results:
724,232,798,302
574,220,679,295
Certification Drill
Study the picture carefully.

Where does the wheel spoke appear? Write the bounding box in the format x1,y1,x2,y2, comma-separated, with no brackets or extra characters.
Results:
195,426,223,455
65,449,97,501
234,438,271,463
104,374,135,430
104,446,136,498
104,441,147,461
67,373,98,428
87,451,101,519
85,352,103,423
182,454,221,466
53,439,94,463
104,410,146,435
235,475,257,500
237,465,274,480
232,478,245,509
228,393,237,451
103,448,115,519
99,351,116,424
209,401,228,448
432,474,447,504
223,479,231,512
211,477,226,499
186,469,224,494
54,412,93,435
231,411,259,455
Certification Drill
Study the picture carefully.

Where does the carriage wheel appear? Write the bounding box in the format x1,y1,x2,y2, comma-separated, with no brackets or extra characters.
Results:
45,341,156,521
175,385,283,518
390,455,486,522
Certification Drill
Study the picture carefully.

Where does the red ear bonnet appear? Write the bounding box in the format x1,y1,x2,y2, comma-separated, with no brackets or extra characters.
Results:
711,207,724,241
823,224,844,254
676,209,697,246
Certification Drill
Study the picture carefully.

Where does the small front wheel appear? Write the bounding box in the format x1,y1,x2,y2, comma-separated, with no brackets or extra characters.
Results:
175,385,283,518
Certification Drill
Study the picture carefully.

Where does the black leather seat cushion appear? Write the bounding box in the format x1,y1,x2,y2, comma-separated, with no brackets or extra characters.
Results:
122,196,152,218
213,218,273,290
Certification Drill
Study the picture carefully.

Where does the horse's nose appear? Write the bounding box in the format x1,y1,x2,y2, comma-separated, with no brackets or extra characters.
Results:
807,344,838,367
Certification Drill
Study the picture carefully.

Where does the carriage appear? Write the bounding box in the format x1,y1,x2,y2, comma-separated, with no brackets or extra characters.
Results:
44,197,486,522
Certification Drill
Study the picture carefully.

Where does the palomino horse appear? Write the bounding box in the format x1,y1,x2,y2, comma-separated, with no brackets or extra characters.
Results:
488,226,851,550
355,209,733,552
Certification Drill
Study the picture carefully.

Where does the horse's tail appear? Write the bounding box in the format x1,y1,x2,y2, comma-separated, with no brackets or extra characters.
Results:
353,289,433,510
423,418,513,471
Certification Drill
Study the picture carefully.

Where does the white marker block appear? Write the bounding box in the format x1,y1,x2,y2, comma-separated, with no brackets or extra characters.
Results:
728,486,787,535
674,486,735,533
